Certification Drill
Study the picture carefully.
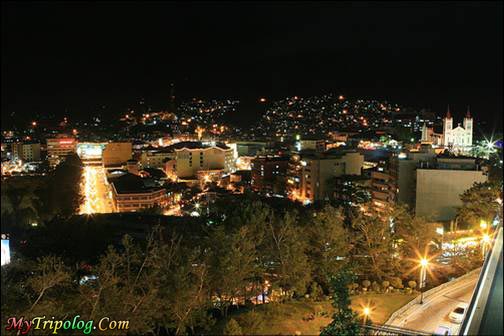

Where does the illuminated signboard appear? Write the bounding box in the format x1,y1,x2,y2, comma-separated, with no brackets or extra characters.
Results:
1,234,10,266
77,143,106,159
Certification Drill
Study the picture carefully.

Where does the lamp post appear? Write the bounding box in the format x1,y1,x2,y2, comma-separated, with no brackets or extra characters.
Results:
362,306,371,327
419,258,428,304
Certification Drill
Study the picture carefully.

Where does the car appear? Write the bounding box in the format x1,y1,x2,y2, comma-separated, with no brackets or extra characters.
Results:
434,325,452,335
449,303,468,324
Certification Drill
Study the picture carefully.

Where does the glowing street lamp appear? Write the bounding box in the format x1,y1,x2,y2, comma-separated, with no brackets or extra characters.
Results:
480,220,488,230
362,306,371,327
419,258,429,304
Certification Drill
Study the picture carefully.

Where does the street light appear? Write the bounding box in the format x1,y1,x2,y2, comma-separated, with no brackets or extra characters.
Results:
419,258,428,304
362,306,371,327
480,220,488,230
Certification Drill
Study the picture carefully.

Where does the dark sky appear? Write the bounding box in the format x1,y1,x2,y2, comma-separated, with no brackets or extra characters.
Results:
2,1,503,129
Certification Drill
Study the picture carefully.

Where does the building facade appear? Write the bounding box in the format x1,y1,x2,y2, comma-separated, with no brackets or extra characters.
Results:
251,156,289,194
442,107,473,149
139,148,175,169
109,173,167,212
174,143,234,178
287,150,364,203
12,142,41,162
46,136,77,167
415,158,487,221
102,142,132,167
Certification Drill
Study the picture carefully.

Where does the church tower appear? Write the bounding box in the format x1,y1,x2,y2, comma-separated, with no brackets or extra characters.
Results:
443,105,453,146
463,106,473,146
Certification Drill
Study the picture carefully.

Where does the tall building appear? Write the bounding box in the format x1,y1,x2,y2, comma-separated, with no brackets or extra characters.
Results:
12,141,41,162
251,156,290,195
416,157,487,221
174,142,235,178
442,106,473,149
389,145,437,209
370,168,396,210
46,136,77,167
287,149,364,204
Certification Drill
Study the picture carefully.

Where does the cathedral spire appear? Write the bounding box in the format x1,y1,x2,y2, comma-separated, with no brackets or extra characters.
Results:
466,105,471,118
446,104,452,119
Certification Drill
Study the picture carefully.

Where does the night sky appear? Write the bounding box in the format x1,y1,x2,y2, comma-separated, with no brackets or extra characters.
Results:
2,1,502,129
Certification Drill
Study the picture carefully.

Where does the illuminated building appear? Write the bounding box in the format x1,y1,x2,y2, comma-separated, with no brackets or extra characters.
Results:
251,156,289,195
76,142,106,166
297,138,326,152
442,106,473,150
109,173,167,212
46,136,77,167
102,142,132,167
287,149,364,203
139,147,175,169
416,157,487,221
370,168,396,210
174,142,234,179
12,141,41,162
236,142,267,156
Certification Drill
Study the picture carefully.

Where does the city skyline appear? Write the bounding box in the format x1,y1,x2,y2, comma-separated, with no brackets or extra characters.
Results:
2,2,503,129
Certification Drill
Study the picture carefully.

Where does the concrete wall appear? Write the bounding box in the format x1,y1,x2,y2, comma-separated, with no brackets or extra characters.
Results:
416,169,487,221
103,142,132,166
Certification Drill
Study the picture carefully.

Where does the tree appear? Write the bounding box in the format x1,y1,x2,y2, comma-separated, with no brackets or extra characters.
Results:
392,205,437,269
208,225,257,317
320,267,363,336
25,256,72,317
457,182,502,229
351,207,398,281
78,232,164,335
223,318,243,335
306,206,348,290
265,211,310,297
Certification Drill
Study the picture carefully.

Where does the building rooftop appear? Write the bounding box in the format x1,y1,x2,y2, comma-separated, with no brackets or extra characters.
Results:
169,141,230,151
109,173,163,194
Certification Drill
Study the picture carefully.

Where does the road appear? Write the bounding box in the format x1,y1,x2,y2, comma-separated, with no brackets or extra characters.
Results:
80,166,114,214
388,270,479,334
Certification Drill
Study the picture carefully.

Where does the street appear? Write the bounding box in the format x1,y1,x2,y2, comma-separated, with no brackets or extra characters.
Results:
80,166,114,214
388,270,479,334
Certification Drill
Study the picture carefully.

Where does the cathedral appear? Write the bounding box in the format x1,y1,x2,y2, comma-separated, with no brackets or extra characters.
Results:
421,106,473,150
442,106,473,148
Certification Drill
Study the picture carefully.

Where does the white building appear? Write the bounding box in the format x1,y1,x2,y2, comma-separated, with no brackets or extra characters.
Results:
442,106,473,149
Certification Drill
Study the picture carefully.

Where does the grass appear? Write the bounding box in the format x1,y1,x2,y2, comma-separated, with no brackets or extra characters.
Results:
350,292,416,324
211,292,416,335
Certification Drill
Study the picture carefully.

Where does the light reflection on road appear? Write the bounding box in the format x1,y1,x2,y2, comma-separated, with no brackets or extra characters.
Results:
79,166,113,214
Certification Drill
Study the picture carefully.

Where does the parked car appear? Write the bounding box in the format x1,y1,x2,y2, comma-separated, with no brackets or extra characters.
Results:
449,303,468,324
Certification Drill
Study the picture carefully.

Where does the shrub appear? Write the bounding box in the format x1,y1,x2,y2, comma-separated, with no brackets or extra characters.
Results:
371,281,381,293
408,280,417,290
389,277,404,289
236,311,265,334
381,280,390,291
309,281,324,301
223,319,243,335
